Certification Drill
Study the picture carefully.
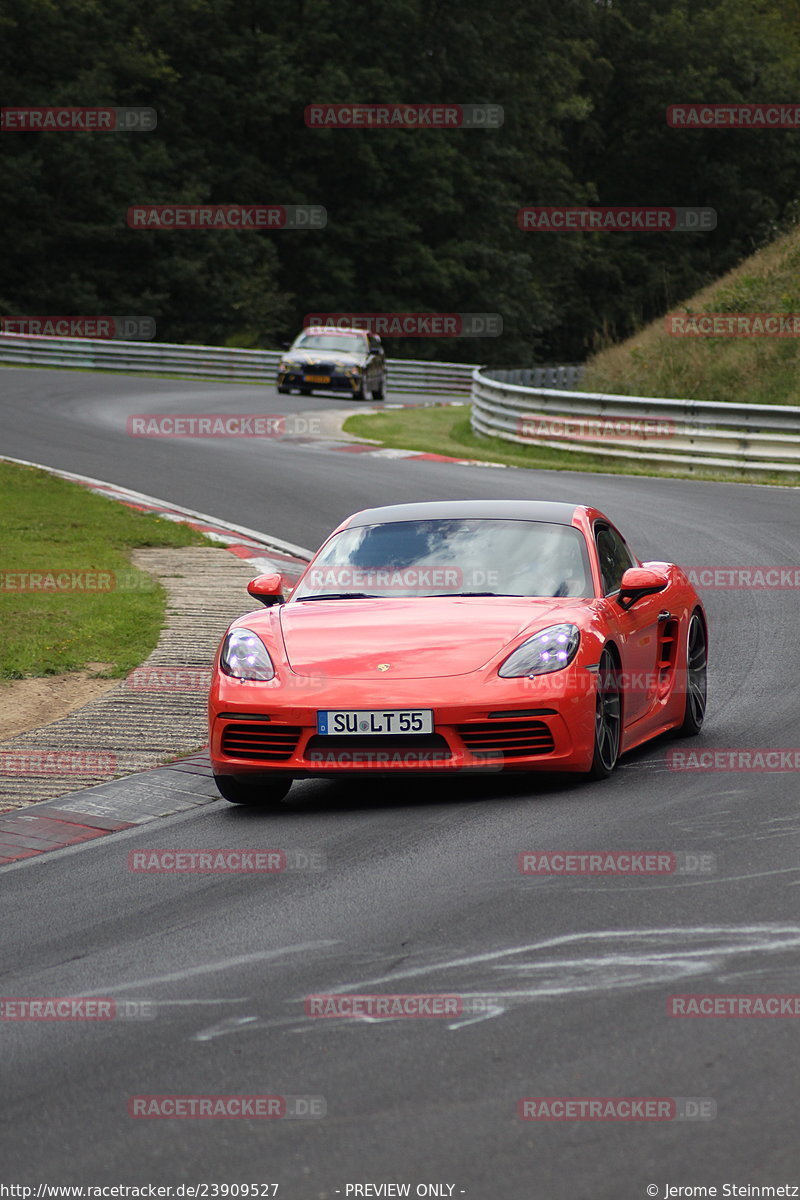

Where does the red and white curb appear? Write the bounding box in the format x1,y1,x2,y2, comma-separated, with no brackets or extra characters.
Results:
0,804,136,862
275,402,507,469
0,753,221,866
328,443,506,468
0,456,314,583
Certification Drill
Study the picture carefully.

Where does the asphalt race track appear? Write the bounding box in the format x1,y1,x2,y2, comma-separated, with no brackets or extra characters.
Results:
2,366,800,1196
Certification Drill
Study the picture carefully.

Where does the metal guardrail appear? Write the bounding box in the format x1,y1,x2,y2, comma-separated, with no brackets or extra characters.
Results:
471,366,800,474
0,333,475,397
488,365,585,389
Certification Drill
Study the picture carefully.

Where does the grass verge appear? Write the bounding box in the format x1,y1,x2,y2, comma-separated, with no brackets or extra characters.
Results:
0,461,210,681
343,404,800,487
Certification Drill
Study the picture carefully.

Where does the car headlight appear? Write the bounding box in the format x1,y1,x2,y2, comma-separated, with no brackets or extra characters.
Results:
498,623,580,677
220,628,275,680
279,359,302,371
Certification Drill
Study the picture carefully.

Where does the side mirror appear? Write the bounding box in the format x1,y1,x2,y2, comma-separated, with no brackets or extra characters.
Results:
617,567,668,611
280,339,291,350
247,572,286,607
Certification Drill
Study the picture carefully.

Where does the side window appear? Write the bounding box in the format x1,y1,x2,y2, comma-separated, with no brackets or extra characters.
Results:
595,525,635,595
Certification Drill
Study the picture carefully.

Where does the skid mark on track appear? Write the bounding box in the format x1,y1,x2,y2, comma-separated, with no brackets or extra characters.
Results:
188,925,800,1040
77,940,339,997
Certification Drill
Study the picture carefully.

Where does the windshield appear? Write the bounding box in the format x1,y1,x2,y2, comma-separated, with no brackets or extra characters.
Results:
293,333,367,353
292,518,593,600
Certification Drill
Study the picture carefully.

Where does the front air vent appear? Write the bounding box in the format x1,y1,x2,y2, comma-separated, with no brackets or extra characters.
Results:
220,722,301,762
456,720,555,759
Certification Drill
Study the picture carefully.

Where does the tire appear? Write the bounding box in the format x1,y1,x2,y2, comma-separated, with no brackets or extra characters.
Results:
372,374,385,401
214,774,293,807
354,375,372,401
277,384,290,394
674,611,707,737
587,647,622,779
299,386,312,396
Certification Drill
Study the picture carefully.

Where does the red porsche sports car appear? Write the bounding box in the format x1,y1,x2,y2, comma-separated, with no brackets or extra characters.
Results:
208,500,707,805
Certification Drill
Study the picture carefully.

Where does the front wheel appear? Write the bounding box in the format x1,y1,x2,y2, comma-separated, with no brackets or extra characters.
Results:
587,648,622,779
354,375,372,401
214,774,293,807
674,611,707,737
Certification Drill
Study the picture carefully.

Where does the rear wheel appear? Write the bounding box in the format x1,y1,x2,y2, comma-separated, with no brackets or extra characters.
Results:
587,648,622,779
372,374,385,400
674,611,707,736
277,384,290,394
299,386,312,396
214,774,292,807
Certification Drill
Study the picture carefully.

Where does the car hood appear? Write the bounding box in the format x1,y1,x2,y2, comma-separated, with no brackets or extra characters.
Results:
284,349,366,367
277,595,587,679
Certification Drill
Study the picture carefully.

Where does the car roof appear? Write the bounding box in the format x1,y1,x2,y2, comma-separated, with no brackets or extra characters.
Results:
298,326,369,337
345,500,582,527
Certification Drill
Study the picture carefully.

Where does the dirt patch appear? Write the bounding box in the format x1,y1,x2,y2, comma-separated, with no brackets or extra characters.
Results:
0,665,118,740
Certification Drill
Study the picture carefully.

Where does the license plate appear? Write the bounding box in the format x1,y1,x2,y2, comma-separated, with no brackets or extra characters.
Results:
317,709,433,736
304,374,330,384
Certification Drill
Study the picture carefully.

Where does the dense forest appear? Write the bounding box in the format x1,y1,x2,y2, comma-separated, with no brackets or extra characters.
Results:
2,0,800,364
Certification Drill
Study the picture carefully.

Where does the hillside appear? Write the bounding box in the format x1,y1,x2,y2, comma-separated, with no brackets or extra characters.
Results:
582,224,800,406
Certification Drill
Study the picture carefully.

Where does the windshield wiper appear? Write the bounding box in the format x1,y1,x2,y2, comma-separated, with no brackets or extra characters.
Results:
294,592,380,602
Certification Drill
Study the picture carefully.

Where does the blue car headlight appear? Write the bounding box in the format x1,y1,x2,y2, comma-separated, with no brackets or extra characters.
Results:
220,628,275,681
498,623,580,678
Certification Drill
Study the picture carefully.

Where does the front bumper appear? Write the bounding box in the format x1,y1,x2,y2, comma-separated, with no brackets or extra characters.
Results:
277,369,362,393
209,669,598,776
